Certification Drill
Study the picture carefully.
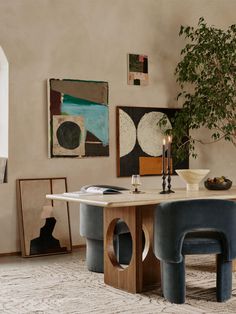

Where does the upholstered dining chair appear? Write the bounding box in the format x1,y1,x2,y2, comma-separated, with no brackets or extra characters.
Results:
80,185,132,273
154,199,236,304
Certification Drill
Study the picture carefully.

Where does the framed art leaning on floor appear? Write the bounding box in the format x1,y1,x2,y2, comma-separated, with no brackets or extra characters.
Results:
16,177,72,257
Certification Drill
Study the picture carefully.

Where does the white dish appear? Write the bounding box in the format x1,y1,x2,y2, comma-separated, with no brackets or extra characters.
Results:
176,169,210,191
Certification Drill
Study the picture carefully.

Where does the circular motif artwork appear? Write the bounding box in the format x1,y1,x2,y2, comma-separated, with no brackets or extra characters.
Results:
137,111,172,156
56,121,81,150
119,109,136,157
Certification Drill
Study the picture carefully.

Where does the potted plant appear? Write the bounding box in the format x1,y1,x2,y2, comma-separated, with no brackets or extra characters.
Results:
160,17,236,161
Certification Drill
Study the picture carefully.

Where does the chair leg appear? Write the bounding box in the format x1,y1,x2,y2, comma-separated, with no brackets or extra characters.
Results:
216,254,232,302
161,258,186,304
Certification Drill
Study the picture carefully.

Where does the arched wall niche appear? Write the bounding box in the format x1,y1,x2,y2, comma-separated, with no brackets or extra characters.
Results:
0,46,8,183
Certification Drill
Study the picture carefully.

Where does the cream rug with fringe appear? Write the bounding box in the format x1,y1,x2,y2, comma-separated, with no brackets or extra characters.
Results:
0,249,235,314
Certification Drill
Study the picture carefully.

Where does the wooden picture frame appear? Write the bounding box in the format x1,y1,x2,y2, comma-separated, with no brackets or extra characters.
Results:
16,177,72,257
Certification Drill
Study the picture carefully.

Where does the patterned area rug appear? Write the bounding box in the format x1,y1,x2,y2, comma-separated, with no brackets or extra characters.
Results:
0,249,235,314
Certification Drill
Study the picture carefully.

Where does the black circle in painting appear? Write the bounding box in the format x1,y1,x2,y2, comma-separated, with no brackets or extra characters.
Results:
56,121,81,149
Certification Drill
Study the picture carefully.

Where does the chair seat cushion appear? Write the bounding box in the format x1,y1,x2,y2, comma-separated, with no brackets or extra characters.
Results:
183,232,222,255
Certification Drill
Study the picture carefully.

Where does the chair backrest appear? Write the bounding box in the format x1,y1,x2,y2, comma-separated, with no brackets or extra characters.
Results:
154,199,236,263
80,203,104,240
80,185,128,240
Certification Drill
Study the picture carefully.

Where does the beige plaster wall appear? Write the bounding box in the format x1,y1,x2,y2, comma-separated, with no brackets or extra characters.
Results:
0,0,235,253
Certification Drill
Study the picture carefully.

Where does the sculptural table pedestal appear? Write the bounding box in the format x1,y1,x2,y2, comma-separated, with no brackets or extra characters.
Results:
104,204,160,293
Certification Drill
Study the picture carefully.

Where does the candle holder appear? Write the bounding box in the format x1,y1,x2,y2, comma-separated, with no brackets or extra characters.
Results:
160,138,168,194
166,135,174,193
167,167,175,193
160,170,168,194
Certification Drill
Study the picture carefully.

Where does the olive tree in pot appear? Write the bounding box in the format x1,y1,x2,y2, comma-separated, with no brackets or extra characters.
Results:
160,17,236,161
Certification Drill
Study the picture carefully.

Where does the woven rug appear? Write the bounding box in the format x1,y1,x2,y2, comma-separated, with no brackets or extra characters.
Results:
0,249,235,314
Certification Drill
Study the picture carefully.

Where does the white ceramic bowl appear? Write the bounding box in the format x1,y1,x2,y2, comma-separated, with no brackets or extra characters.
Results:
176,169,210,191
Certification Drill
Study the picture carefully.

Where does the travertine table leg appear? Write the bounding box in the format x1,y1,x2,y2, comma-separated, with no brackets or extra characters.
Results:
104,205,160,293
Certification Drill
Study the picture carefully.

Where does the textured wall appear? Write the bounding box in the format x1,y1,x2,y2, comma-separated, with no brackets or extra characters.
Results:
0,0,235,253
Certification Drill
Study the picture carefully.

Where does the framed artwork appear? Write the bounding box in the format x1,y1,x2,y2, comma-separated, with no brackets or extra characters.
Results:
48,78,109,158
116,106,189,177
128,53,148,86
0,157,7,183
0,47,9,183
16,177,72,257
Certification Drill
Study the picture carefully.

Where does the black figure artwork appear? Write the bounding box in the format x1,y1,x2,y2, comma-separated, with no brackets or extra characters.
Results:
30,217,66,255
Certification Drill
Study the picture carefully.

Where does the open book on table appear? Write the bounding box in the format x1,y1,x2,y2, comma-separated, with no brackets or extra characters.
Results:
85,186,122,194
63,186,122,197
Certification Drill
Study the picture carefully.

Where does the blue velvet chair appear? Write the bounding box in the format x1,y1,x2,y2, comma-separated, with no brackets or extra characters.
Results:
80,185,132,273
154,199,236,304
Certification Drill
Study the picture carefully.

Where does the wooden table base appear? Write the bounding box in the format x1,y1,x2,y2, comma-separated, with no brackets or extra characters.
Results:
104,205,161,293
233,261,236,272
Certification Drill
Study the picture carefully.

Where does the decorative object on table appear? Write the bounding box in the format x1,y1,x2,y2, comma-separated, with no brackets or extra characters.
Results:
131,174,142,193
16,177,72,257
160,136,175,194
160,138,167,194
176,169,210,191
128,53,148,86
204,176,232,190
158,18,236,161
166,136,175,193
48,78,109,158
116,106,189,177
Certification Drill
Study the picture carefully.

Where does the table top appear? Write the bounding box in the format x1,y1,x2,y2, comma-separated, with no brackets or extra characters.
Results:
46,187,236,208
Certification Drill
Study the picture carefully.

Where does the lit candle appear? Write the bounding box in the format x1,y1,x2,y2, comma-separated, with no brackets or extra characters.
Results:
167,136,172,172
162,138,166,174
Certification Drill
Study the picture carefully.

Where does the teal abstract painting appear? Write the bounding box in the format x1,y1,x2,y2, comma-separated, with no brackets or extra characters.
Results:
48,79,109,158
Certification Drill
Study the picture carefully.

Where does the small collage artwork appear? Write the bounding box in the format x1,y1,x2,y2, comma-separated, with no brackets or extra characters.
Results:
128,53,148,86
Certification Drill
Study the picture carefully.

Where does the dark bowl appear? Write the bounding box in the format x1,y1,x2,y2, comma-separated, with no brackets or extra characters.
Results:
204,179,232,190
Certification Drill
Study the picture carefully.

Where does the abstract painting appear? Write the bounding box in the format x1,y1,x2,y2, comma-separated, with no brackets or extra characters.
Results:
117,106,189,177
128,54,148,86
16,177,72,257
48,79,109,158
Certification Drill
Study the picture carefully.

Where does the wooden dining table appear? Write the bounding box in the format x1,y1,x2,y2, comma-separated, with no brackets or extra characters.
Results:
46,187,236,293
